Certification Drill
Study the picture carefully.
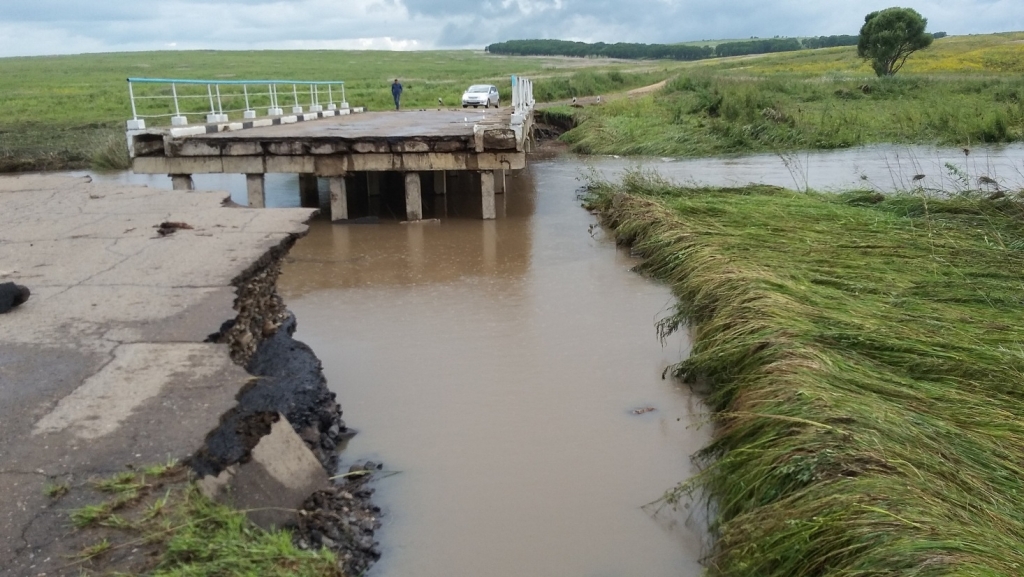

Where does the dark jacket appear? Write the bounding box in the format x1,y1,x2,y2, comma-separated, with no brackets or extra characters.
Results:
391,82,403,97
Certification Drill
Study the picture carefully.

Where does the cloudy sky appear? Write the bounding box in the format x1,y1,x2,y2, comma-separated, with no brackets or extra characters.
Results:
0,0,1021,57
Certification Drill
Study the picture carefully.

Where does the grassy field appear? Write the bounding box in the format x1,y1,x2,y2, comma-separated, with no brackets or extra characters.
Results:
0,49,672,171
586,172,1024,576
563,32,1024,157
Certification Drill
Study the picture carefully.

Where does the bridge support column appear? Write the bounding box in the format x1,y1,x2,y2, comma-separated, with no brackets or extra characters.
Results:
404,172,422,221
433,171,447,195
246,174,265,208
329,177,348,222
170,174,194,191
299,173,319,208
493,170,505,194
480,170,496,220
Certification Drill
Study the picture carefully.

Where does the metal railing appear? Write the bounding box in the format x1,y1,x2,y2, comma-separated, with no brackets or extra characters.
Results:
126,77,349,129
511,76,535,115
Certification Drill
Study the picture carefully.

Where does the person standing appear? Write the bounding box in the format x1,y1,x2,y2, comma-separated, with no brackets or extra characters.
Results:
391,78,403,110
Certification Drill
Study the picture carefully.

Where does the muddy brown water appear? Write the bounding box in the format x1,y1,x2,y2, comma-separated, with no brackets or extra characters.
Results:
275,161,710,577
76,143,1024,576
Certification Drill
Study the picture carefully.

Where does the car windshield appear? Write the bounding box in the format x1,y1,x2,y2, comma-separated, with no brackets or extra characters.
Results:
467,85,491,93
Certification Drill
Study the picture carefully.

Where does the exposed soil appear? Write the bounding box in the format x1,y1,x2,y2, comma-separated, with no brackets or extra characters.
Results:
294,461,385,576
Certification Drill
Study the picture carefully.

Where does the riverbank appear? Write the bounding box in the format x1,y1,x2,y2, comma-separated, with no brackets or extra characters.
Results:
585,172,1024,575
0,174,378,575
560,33,1024,157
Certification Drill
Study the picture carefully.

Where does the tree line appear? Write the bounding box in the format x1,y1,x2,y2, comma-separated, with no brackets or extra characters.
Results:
485,35,863,61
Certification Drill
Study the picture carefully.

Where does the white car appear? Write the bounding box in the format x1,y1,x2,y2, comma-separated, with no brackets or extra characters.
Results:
462,84,499,108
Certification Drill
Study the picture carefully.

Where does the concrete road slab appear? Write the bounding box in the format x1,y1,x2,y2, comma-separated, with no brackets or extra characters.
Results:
0,174,315,572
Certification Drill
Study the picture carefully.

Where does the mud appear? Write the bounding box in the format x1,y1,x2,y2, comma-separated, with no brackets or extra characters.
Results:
0,282,30,314
192,311,350,475
188,243,379,573
294,461,385,576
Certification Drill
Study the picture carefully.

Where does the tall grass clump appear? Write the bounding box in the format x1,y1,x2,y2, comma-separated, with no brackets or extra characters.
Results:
586,171,1024,575
90,134,131,171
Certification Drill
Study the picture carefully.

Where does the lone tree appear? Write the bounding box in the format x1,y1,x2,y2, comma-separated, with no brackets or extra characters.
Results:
857,7,933,76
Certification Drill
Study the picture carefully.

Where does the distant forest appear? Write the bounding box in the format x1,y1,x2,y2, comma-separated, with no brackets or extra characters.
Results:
485,35,862,61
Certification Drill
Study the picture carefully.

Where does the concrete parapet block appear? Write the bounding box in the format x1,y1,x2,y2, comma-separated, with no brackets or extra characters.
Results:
267,107,284,116
197,413,329,530
328,103,337,111
126,119,146,130
171,115,189,126
292,106,304,114
243,110,257,120
310,105,323,112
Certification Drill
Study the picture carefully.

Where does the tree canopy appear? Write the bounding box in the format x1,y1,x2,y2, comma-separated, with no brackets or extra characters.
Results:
857,7,933,76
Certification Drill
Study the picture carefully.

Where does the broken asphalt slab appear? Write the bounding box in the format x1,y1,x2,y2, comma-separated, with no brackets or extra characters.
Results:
0,174,315,575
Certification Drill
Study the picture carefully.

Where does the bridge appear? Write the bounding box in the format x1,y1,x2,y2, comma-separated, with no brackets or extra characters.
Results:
124,77,536,221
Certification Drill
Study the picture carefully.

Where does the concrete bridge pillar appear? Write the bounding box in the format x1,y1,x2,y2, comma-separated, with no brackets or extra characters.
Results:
493,170,505,194
480,170,496,220
433,171,447,195
405,172,422,221
170,174,194,191
329,177,348,222
299,173,319,208
246,174,266,208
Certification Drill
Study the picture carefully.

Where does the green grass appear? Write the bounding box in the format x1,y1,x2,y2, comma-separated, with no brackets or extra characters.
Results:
585,171,1024,576
65,468,340,576
0,49,673,171
562,33,1024,156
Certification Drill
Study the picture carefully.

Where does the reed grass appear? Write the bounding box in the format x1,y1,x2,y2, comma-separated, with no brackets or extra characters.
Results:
586,171,1024,576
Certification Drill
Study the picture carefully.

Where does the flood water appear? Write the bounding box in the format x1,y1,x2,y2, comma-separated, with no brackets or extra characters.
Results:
278,162,711,577
73,143,1024,576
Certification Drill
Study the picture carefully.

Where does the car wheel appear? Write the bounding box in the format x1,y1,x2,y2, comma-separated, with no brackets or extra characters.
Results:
462,104,467,108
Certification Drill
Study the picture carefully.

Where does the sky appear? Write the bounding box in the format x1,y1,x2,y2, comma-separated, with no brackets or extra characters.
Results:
0,0,1021,57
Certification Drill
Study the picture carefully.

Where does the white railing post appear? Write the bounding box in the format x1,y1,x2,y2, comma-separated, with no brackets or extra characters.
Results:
128,81,138,120
243,84,257,119
170,82,187,126
292,84,302,113
126,80,145,129
215,84,226,122
268,83,283,116
341,83,348,109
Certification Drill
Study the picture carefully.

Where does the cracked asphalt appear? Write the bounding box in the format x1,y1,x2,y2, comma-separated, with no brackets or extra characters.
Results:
0,174,314,576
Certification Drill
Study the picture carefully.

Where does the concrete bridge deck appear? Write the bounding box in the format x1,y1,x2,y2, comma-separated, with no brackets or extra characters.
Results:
128,78,536,222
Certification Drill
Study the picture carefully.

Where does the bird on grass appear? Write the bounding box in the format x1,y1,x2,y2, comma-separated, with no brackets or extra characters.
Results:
571,96,577,104
438,97,443,106
596,95,602,104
